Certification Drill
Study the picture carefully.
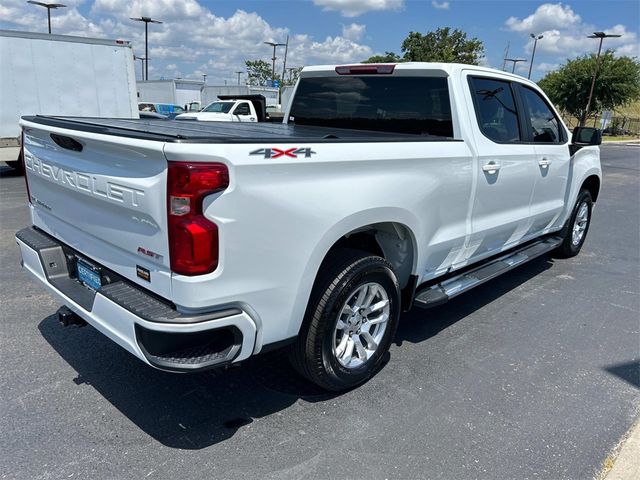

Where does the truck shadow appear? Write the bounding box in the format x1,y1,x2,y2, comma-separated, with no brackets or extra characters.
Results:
394,255,554,345
37,255,554,450
604,360,640,389
0,164,23,177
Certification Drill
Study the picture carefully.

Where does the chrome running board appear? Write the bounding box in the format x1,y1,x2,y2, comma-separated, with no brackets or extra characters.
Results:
414,236,563,309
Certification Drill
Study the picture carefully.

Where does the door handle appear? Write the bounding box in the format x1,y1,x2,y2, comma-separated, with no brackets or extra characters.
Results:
482,162,500,174
538,158,552,168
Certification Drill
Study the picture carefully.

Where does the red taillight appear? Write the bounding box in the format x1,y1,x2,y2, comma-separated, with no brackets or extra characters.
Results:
167,161,229,276
21,131,31,204
335,64,395,75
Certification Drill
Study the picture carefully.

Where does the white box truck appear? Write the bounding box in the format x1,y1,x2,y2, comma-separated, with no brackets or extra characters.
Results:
137,79,204,111
0,30,138,170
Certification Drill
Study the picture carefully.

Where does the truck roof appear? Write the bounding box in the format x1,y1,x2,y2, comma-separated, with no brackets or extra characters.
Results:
301,62,538,86
0,29,131,48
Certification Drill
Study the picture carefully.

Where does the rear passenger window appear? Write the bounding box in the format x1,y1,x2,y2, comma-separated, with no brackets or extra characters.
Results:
520,87,562,143
290,76,453,137
470,77,521,143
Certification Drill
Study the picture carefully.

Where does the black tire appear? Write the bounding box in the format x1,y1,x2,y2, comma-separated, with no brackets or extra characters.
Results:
5,153,24,174
555,189,593,258
290,248,401,391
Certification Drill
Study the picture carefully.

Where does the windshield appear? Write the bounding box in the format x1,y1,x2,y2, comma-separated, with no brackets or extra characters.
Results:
202,102,235,113
289,76,453,137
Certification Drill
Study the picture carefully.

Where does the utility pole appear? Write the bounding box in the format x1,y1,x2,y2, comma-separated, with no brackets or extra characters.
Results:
134,55,146,81
281,35,289,84
264,41,286,85
528,34,544,79
235,71,244,85
502,41,510,71
504,58,526,74
130,16,163,81
580,31,622,126
27,1,67,34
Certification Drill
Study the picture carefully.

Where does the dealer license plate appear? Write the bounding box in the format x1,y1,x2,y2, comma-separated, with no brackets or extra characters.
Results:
76,258,102,291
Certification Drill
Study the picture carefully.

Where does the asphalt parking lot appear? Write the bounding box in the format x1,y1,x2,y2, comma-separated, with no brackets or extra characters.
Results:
1,145,639,480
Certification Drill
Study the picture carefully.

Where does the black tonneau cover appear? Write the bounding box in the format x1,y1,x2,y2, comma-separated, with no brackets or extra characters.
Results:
22,116,459,144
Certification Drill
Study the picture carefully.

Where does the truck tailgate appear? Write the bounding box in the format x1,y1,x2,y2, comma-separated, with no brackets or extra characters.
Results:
21,120,171,295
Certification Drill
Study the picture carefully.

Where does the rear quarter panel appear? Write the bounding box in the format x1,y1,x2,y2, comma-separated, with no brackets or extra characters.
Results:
164,139,474,349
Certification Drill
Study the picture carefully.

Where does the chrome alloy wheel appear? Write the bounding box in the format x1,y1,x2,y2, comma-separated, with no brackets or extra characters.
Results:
572,201,589,246
332,282,390,369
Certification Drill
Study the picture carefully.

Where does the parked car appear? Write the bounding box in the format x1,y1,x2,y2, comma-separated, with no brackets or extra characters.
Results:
16,62,601,391
138,102,185,119
175,95,266,122
138,111,168,120
602,126,632,136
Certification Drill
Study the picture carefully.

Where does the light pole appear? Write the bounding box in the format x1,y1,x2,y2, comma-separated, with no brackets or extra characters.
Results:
504,58,527,74
528,33,543,79
580,31,622,126
27,1,67,34
130,16,163,81
133,55,146,81
264,41,285,85
235,71,244,85
202,74,207,84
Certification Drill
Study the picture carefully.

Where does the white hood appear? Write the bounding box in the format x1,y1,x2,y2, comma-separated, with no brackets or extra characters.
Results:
175,112,233,122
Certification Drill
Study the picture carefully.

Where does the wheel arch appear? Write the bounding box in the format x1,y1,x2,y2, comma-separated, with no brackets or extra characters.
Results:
286,209,420,339
581,174,601,202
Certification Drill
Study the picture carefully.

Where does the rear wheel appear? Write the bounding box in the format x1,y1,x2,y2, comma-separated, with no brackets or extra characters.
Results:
556,189,592,258
290,249,400,391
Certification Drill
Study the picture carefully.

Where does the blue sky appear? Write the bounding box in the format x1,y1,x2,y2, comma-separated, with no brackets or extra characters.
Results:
1,0,638,83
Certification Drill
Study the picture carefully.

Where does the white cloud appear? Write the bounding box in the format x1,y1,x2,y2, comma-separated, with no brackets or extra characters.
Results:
535,62,560,73
0,0,376,84
505,3,581,34
431,1,450,10
92,0,205,20
615,43,640,57
313,0,403,17
525,24,635,56
505,3,638,79
342,23,366,41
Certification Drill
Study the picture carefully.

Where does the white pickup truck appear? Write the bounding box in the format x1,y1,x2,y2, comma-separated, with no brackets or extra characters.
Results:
16,63,602,391
175,95,265,123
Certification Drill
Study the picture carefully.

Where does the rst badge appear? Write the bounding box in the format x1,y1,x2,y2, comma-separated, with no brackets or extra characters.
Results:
250,147,316,159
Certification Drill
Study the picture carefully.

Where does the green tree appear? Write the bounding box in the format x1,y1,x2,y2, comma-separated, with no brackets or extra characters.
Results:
538,51,640,125
362,51,402,63
283,66,302,86
401,27,484,65
245,59,278,86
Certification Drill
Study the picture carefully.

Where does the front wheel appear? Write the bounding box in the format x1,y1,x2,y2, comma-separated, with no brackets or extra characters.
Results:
555,189,593,258
290,249,401,391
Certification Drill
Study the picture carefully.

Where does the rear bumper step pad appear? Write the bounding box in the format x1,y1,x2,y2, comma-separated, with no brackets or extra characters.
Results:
16,226,257,372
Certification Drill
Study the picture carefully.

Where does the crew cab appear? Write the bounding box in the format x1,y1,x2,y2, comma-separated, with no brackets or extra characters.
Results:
175,95,266,123
16,63,602,391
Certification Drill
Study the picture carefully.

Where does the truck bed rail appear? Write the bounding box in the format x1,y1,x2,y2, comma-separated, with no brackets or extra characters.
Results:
22,115,461,144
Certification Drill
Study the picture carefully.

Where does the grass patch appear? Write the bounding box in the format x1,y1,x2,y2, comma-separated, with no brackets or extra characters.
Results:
602,136,640,142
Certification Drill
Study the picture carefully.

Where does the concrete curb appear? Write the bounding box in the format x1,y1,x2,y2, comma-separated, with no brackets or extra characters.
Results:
602,140,640,145
604,420,640,480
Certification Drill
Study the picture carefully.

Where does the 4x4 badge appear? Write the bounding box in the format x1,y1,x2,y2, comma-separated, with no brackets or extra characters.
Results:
250,147,316,159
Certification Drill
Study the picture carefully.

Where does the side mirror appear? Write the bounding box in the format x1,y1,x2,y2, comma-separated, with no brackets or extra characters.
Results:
572,127,602,146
